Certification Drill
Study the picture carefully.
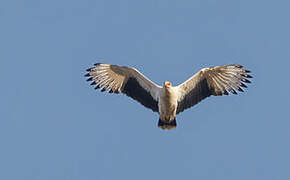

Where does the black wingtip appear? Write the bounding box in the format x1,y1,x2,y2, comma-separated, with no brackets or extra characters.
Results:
86,68,93,72
242,79,251,83
235,65,243,68
240,83,247,88
95,84,101,90
231,89,238,95
101,88,107,92
86,77,93,81
90,81,96,85
242,74,253,78
84,73,90,77
245,70,251,73
237,87,244,92
94,63,101,66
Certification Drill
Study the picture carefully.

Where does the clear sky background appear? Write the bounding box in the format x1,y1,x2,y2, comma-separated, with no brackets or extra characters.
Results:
1,0,290,179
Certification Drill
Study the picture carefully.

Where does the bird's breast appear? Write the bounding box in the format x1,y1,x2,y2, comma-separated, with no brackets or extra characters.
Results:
158,87,178,121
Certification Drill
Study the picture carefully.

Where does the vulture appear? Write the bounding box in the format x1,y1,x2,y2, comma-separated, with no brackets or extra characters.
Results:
85,63,252,130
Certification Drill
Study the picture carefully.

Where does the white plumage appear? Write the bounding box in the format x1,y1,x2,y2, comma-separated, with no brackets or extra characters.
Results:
85,63,252,130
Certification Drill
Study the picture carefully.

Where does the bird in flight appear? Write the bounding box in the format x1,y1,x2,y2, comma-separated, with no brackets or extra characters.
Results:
85,63,252,130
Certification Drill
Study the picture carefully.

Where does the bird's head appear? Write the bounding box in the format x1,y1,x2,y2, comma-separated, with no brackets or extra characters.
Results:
163,81,172,89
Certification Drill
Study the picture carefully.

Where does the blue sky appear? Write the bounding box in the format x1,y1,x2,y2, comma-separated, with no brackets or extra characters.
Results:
1,0,290,179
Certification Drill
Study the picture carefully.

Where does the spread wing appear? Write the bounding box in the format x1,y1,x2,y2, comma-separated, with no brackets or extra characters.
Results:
85,63,162,112
176,65,252,114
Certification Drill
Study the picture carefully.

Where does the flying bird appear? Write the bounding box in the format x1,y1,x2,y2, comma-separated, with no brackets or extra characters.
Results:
85,63,252,130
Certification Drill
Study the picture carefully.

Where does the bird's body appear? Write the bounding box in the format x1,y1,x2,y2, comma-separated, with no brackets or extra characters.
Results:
85,63,252,130
159,84,177,122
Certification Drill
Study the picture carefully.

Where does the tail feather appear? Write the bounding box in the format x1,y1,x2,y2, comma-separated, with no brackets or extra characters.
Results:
158,118,177,130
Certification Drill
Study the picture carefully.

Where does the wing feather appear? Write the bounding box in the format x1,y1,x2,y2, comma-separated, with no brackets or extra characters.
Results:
176,65,252,114
85,63,161,112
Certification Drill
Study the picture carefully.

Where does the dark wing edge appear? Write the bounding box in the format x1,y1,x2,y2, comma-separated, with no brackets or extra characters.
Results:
176,64,253,114
122,77,159,112
85,63,160,112
176,77,214,114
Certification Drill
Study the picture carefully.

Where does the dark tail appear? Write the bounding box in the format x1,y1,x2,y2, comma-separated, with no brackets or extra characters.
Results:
158,118,177,130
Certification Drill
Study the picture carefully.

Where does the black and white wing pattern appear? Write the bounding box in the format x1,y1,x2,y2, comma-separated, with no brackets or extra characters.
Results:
85,63,161,112
176,65,252,114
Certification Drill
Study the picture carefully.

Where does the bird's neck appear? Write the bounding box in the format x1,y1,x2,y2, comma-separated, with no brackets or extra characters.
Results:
164,87,173,97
